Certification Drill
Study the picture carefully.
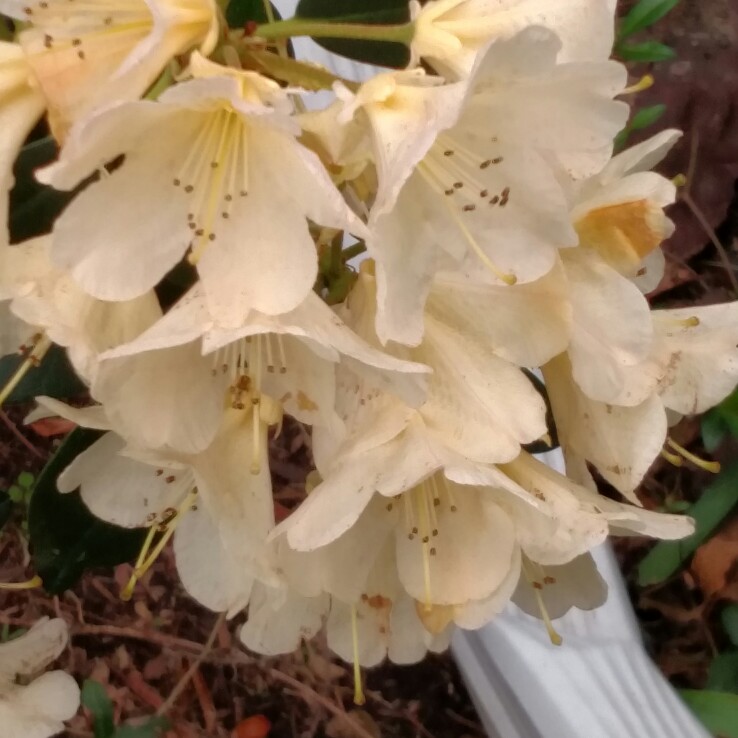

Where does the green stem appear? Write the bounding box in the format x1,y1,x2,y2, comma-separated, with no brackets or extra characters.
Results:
255,17,414,45
341,242,367,262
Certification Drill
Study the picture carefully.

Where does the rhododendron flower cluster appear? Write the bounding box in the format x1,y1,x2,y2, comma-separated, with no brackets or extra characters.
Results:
1,0,735,719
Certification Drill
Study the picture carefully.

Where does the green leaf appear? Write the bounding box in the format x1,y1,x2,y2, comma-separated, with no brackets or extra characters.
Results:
8,136,78,243
629,104,668,131
17,471,35,489
226,0,282,27
703,409,729,452
295,0,410,68
708,652,738,694
722,605,738,648
28,429,145,594
710,386,738,440
82,680,116,738
616,40,676,62
618,0,680,40
637,460,738,585
114,717,170,738
680,689,738,738
0,345,86,404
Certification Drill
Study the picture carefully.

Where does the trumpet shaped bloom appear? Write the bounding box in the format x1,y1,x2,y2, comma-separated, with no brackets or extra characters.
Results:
0,618,80,738
570,129,680,289
337,28,627,343
544,301,738,498
96,284,429,455
40,59,366,322
0,237,160,381
411,0,617,77
327,264,569,465
0,0,218,139
39,398,274,615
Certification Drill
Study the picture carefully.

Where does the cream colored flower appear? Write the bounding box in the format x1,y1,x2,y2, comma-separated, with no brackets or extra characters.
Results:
0,618,80,738
329,264,568,465
570,129,680,289
0,42,46,244
0,0,219,139
37,399,273,615
336,28,627,343
0,237,160,382
411,0,618,78
40,61,366,322
95,284,428,455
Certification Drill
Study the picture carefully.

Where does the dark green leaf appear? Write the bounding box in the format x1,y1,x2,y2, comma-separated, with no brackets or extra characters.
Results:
0,491,13,531
680,689,738,738
708,652,738,694
295,0,410,68
616,40,676,62
28,429,145,594
710,386,738,441
8,136,77,243
702,409,729,452
114,717,170,738
0,345,86,404
723,605,738,648
82,680,116,738
637,461,738,585
618,0,680,40
226,0,282,28
629,104,667,131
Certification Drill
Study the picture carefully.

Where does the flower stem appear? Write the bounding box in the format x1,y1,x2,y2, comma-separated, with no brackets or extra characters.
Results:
255,18,415,45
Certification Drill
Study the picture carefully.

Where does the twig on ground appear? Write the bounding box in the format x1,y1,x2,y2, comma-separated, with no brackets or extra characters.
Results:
269,668,378,738
0,408,44,459
156,612,226,717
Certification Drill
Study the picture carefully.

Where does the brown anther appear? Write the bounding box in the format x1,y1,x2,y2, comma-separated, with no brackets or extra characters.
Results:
532,581,544,590
462,204,476,212
443,150,454,157
165,475,176,484
480,189,488,198
453,182,463,189
430,547,437,556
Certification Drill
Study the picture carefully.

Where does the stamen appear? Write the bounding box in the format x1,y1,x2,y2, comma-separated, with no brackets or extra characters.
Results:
403,495,415,540
121,523,157,601
121,489,198,601
0,335,51,407
532,586,563,646
660,448,683,467
622,74,654,95
350,605,366,706
276,335,288,374
0,575,43,590
666,438,720,473
265,334,275,373
522,559,562,646
417,488,433,612
672,173,687,188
